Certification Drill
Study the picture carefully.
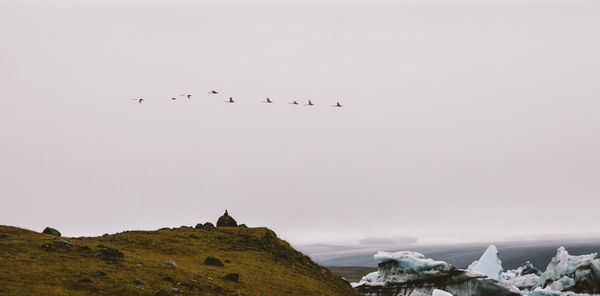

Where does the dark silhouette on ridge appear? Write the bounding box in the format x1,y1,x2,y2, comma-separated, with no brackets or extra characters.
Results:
216,210,238,227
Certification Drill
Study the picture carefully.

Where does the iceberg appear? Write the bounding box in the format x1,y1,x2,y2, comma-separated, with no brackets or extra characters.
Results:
468,245,503,281
374,251,450,271
432,289,454,296
353,250,519,296
538,247,598,289
504,261,543,290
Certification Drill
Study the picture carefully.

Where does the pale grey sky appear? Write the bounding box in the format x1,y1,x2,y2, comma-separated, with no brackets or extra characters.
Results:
1,0,599,244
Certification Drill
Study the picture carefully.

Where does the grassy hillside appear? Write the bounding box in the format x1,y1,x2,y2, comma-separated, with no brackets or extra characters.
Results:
0,225,358,296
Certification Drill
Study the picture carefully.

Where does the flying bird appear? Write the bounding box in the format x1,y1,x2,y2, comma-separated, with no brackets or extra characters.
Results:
305,100,314,106
170,97,177,101
333,102,342,107
180,94,192,99
263,98,273,103
209,90,219,94
132,98,144,104
290,100,299,105
226,97,235,103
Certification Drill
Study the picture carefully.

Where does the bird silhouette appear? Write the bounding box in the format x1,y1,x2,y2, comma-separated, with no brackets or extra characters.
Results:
170,97,177,101
226,97,235,103
132,98,144,104
290,100,299,105
209,90,219,94
180,94,192,99
263,98,273,103
305,100,314,106
333,102,342,107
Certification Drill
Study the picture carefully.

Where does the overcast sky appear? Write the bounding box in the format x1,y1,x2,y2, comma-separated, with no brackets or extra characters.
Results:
1,0,599,244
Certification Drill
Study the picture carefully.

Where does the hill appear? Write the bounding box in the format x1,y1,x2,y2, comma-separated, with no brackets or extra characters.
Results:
0,225,358,296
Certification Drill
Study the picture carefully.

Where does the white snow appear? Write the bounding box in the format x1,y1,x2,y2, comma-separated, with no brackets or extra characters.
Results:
468,245,503,281
432,289,454,296
373,251,450,271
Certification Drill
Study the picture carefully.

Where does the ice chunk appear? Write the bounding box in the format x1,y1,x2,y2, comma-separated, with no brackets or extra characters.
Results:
351,271,380,287
373,251,449,271
432,289,454,296
538,246,598,288
468,245,503,281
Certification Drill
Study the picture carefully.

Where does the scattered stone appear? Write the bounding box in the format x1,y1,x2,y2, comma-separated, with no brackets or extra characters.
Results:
53,239,74,249
188,234,199,239
225,259,231,263
96,244,124,261
204,256,224,267
238,224,248,228
77,245,91,252
92,271,106,278
216,210,238,227
223,273,240,282
170,287,180,294
43,227,61,236
165,260,177,267
203,222,215,229
78,278,92,283
153,288,172,296
133,279,147,285
0,234,8,239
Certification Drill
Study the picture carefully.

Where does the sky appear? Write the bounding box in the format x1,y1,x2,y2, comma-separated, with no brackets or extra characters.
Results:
1,0,599,245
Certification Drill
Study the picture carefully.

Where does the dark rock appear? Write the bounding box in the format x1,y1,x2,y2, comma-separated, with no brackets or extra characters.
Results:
223,273,239,282
133,279,147,285
159,227,170,231
153,288,172,296
92,271,106,278
204,256,224,267
216,210,238,227
77,245,91,252
225,259,231,263
188,234,199,239
520,261,543,276
203,222,215,229
96,244,124,261
0,234,8,239
570,262,600,293
43,227,61,236
194,223,205,229
78,278,92,283
238,224,248,228
53,239,74,249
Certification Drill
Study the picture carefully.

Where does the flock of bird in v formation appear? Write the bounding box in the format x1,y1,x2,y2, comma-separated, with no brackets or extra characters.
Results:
131,90,343,107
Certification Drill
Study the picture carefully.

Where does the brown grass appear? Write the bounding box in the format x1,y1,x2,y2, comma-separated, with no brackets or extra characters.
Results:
0,225,359,296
